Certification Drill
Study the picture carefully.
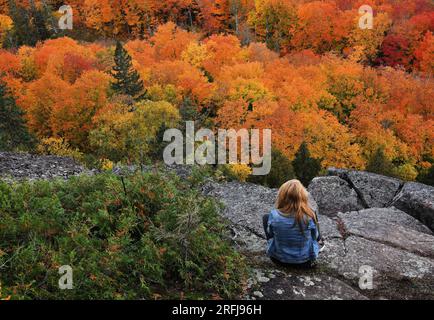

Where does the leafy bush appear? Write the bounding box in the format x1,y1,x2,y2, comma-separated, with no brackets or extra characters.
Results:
417,163,434,186
100,158,114,171
367,146,421,182
219,164,252,182
393,163,418,181
37,137,84,162
0,172,246,299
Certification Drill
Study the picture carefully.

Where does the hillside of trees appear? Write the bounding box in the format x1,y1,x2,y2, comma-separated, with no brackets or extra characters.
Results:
0,0,433,184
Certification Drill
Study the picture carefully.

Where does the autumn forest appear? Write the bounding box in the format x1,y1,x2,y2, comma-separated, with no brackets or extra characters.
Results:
0,0,433,182
1,0,434,301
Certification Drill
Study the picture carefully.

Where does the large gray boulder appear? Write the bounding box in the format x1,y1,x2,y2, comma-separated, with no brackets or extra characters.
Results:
308,176,365,216
338,208,434,258
391,182,434,232
328,168,403,208
202,181,277,238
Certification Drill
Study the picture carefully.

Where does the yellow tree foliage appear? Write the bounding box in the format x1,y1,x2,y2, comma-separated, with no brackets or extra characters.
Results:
181,42,210,68
267,106,365,169
90,100,180,162
0,14,12,46
348,12,392,63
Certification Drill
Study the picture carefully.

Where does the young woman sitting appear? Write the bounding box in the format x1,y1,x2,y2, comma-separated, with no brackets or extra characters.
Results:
262,179,323,268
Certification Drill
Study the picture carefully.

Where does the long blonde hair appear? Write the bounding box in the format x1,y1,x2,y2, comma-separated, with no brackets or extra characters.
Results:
275,180,317,228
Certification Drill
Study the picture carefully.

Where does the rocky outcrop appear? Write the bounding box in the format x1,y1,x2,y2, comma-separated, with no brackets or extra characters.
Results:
247,269,368,300
313,168,434,232
1,152,433,300
204,180,434,300
391,182,434,231
337,208,434,258
308,176,364,216
328,168,403,208
0,152,85,180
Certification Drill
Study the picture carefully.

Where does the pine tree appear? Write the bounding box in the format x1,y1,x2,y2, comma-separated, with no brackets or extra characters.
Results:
292,141,321,187
0,82,35,151
111,41,145,99
366,146,395,177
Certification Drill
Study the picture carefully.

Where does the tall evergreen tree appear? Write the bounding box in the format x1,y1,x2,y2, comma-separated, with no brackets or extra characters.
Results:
292,141,321,187
0,82,35,151
111,41,145,99
366,146,395,177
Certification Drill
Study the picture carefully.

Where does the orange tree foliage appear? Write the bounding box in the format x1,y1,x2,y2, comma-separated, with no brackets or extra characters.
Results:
0,21,432,176
1,0,433,73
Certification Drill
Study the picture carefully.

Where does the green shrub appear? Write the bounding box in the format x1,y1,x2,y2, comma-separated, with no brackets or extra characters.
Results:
249,148,295,188
392,163,418,181
36,137,84,162
366,146,395,177
417,164,434,186
292,142,321,187
0,172,246,299
219,164,252,182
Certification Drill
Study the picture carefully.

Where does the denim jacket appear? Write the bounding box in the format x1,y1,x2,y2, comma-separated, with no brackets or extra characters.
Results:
266,209,319,264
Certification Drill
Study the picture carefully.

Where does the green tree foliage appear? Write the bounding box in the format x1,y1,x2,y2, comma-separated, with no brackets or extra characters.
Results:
417,163,434,186
249,148,295,188
111,41,145,99
292,142,321,187
248,0,297,51
147,122,169,161
0,172,247,299
4,0,54,48
90,100,180,163
0,81,34,151
366,146,395,177
30,0,52,41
